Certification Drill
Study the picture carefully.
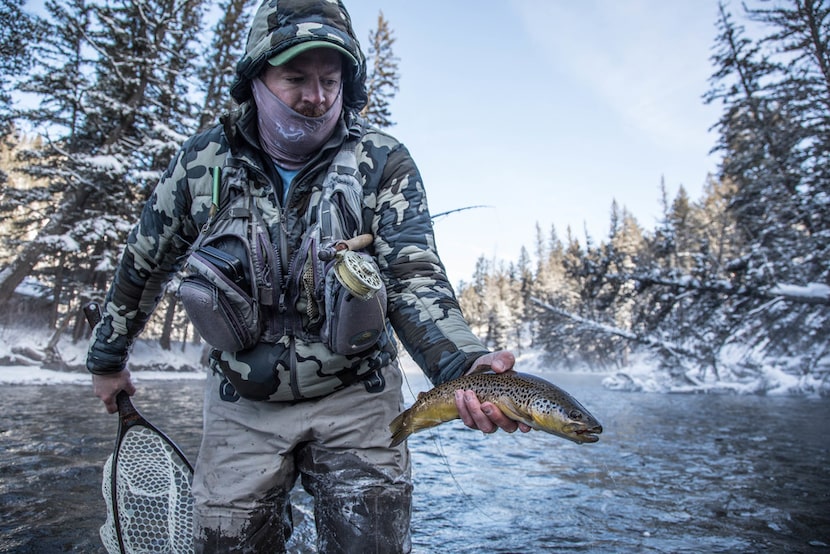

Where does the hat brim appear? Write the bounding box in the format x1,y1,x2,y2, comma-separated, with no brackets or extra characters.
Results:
268,41,357,67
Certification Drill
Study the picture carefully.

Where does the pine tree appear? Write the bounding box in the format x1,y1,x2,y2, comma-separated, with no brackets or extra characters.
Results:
361,10,399,128
0,0,93,306
515,245,534,349
706,2,811,285
704,0,830,368
744,0,830,285
0,0,42,134
0,132,49,264
22,0,93,145
0,0,208,313
460,255,491,338
695,175,741,274
198,0,256,130
532,227,585,368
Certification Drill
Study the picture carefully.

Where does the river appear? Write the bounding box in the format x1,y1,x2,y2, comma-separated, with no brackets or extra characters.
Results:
1,371,828,553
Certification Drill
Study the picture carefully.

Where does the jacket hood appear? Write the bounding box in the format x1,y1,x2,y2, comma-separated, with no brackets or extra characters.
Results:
231,0,368,112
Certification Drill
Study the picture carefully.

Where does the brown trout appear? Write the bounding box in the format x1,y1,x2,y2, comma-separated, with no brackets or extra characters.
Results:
389,372,602,447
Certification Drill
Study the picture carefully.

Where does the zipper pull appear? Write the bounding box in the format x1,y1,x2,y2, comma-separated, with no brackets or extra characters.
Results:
199,166,221,235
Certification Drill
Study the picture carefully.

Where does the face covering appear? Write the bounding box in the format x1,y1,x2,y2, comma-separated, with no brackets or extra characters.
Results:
251,77,343,170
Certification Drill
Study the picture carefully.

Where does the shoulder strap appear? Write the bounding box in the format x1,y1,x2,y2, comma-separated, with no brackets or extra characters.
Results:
318,133,365,244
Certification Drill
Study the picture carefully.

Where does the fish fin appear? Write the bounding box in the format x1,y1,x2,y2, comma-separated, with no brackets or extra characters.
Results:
388,409,411,447
388,404,458,447
495,397,535,429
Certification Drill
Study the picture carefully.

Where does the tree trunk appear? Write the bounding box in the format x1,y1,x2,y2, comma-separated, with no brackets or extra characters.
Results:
159,291,178,351
0,186,90,303
50,251,66,329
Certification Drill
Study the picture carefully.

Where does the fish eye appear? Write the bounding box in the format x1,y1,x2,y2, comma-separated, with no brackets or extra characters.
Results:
569,409,583,421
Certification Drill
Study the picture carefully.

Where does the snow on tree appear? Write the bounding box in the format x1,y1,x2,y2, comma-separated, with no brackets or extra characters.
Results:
360,10,399,128
0,0,209,321
197,0,256,130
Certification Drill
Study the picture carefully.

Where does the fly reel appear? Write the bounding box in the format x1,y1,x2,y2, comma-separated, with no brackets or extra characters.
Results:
333,250,382,300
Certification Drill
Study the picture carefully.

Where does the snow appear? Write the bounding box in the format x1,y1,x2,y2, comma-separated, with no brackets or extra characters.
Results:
0,324,206,386
0,365,205,386
768,282,830,302
601,349,828,397
84,154,125,172
39,234,80,252
12,277,54,301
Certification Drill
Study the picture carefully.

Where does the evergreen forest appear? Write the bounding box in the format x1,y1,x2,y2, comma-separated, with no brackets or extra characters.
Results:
0,0,828,394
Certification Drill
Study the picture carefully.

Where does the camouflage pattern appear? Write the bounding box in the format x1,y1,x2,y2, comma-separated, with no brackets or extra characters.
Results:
87,0,490,400
230,0,368,110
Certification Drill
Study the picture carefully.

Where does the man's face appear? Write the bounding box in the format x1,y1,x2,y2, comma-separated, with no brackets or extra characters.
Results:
261,48,344,117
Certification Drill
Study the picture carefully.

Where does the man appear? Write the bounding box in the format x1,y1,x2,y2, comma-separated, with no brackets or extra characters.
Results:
87,1,528,551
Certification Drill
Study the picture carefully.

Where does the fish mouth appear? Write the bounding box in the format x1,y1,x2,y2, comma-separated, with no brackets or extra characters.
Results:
541,422,603,444
572,425,603,444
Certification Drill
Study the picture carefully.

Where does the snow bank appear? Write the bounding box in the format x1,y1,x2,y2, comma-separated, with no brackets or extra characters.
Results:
601,349,829,397
769,282,830,303
0,365,205,385
0,324,205,385
1,322,826,396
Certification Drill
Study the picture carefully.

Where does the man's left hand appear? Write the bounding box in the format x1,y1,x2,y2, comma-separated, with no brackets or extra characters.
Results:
454,351,532,435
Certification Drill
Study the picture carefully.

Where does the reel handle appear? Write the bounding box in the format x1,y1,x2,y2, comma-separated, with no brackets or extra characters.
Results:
318,233,373,261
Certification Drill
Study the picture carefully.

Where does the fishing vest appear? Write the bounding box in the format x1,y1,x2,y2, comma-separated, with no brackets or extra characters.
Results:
178,132,393,402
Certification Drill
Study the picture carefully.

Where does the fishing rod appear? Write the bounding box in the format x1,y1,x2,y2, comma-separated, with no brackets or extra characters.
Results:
430,205,492,222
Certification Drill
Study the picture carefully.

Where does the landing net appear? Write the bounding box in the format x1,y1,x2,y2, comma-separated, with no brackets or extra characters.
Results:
100,425,193,554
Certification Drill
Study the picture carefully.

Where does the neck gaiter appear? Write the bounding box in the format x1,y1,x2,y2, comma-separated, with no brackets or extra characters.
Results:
251,77,343,170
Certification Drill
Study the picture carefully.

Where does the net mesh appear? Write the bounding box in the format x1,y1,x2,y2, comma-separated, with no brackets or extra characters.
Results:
100,425,193,554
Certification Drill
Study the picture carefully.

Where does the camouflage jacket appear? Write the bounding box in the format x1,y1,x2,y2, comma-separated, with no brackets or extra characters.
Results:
87,105,490,400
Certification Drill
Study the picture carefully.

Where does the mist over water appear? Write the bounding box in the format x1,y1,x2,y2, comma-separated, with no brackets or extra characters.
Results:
1,373,828,553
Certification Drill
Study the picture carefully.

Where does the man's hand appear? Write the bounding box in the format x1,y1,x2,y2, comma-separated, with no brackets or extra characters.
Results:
454,351,532,435
92,370,136,414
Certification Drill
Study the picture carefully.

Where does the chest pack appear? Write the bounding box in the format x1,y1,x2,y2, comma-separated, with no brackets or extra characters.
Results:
177,165,277,353
178,137,387,357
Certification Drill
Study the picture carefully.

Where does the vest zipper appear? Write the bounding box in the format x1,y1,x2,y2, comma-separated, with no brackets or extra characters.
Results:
288,332,300,400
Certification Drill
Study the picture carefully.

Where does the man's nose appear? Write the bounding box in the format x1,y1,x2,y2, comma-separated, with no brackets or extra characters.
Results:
302,81,326,105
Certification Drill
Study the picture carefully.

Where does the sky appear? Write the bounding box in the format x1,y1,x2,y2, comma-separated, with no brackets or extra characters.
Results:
342,0,726,284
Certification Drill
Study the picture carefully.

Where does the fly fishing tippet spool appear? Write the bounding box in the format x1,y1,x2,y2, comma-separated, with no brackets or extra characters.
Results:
333,250,383,300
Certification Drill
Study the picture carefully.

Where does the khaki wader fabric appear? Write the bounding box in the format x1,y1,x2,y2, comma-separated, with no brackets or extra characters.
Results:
192,363,412,553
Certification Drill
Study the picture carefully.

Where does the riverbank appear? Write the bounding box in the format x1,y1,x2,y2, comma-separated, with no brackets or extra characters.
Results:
1,322,827,396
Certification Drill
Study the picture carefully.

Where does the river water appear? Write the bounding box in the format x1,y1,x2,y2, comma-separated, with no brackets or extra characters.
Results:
1,370,828,553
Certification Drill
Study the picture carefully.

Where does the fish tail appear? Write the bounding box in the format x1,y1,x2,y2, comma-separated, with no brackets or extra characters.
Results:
388,409,411,447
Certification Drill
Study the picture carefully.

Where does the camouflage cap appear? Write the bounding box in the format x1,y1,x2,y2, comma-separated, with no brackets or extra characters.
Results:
231,0,367,111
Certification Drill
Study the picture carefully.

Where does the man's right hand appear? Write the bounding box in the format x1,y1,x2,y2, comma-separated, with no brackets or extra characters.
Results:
92,370,136,414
